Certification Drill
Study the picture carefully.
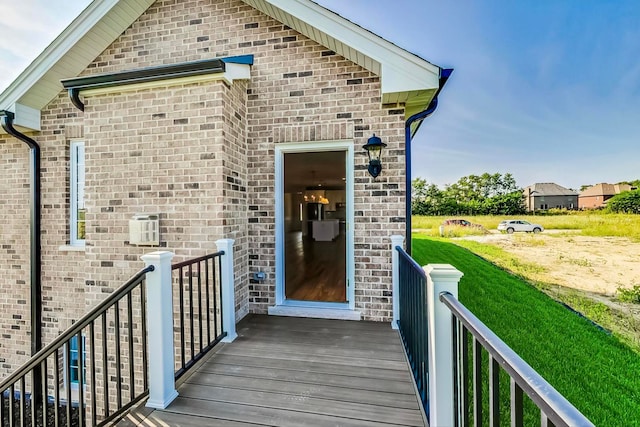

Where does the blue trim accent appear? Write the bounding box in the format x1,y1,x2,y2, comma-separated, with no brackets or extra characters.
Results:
221,54,254,65
404,68,453,255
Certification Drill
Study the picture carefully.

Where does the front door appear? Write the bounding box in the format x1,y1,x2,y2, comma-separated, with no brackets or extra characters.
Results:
274,142,354,309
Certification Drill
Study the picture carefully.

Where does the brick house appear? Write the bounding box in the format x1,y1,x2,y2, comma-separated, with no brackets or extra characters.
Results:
0,0,449,375
579,183,634,209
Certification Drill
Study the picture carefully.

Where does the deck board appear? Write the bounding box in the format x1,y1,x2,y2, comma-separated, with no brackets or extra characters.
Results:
207,353,413,381
187,372,420,409
127,314,425,426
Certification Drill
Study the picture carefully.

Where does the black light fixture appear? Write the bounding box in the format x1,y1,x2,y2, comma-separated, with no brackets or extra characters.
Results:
362,133,387,178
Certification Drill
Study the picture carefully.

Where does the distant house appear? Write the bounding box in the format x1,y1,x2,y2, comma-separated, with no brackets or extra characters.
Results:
523,183,578,212
579,183,634,209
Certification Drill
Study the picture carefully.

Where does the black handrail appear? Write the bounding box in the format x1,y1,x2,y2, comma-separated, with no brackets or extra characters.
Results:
0,266,153,426
440,292,594,427
0,266,153,390
0,249,229,426
395,246,593,426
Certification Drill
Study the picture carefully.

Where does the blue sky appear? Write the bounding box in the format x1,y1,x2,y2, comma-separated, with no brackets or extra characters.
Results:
1,1,638,190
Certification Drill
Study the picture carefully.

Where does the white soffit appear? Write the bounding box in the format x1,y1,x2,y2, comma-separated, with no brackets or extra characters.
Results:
243,0,441,104
0,0,155,116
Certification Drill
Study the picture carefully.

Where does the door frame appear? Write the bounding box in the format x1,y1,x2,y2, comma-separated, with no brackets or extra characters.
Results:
274,140,355,310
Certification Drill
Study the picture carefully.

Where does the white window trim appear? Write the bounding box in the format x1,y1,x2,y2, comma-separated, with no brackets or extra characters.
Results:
70,141,85,247
273,140,356,312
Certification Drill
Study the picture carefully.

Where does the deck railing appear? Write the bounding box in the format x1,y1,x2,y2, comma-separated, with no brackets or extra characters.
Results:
390,236,594,426
396,248,429,409
0,266,153,426
0,238,237,426
172,252,227,379
441,292,594,427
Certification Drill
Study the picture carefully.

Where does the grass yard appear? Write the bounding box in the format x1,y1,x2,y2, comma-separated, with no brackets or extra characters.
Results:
412,235,640,426
413,212,640,241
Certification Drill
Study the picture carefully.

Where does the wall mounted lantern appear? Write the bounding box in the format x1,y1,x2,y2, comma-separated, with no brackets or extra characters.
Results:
362,133,387,178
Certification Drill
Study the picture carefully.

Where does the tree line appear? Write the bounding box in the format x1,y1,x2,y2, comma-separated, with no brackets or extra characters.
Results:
413,173,640,216
412,173,525,216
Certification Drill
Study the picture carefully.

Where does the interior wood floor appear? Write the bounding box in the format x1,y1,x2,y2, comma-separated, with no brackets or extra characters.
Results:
122,315,425,427
284,230,346,303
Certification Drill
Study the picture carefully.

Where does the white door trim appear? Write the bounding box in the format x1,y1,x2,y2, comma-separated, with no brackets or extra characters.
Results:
273,140,355,311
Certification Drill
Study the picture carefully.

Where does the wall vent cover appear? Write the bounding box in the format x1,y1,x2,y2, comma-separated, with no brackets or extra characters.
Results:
129,214,160,246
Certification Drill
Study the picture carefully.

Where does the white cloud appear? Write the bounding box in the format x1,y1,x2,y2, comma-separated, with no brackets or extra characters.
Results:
0,0,91,91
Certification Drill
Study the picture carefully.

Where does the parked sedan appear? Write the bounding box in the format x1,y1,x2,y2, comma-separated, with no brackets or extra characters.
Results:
498,220,544,234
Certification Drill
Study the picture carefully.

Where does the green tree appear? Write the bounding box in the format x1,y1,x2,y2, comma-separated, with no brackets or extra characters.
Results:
607,190,640,214
412,173,524,216
483,192,526,215
411,178,443,215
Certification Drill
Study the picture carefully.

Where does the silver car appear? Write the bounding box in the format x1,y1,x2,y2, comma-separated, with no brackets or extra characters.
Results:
498,220,544,234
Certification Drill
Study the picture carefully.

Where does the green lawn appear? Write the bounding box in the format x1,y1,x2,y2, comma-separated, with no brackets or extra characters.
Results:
413,213,640,241
412,235,640,426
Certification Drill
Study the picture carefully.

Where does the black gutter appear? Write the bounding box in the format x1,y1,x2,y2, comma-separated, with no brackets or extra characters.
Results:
0,110,42,402
404,68,453,255
62,58,227,111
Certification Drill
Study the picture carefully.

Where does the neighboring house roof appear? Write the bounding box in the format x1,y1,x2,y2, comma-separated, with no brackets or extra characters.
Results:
579,183,632,197
524,183,578,196
0,0,442,133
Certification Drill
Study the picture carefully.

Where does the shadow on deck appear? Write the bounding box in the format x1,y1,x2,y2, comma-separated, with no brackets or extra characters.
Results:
121,314,426,426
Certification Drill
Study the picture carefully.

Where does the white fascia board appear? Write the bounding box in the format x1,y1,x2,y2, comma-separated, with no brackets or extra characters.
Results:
224,63,252,82
259,0,440,95
381,62,440,98
13,104,41,131
0,103,41,134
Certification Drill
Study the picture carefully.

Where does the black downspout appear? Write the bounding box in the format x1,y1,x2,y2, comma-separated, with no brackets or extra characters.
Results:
404,68,453,255
0,110,42,402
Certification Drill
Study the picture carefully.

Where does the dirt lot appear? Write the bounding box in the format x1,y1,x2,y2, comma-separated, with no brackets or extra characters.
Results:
460,231,640,296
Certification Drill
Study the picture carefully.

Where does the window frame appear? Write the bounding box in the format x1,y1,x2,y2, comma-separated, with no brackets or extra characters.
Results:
70,141,86,246
65,335,87,390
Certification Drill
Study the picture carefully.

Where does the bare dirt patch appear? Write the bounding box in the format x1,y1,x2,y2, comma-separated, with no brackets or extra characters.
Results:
461,231,640,296
457,231,640,350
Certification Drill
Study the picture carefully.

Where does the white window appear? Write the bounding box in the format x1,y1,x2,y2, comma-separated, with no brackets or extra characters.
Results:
70,141,85,246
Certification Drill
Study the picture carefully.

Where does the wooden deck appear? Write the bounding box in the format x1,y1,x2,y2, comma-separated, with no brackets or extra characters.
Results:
122,315,425,426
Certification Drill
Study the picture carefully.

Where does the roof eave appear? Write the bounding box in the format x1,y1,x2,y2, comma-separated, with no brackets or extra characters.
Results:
0,0,156,118
2,0,442,133
243,0,441,104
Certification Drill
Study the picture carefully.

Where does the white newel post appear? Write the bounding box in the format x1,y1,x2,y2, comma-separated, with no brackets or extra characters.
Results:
216,238,237,342
389,235,405,329
141,251,178,409
425,264,464,427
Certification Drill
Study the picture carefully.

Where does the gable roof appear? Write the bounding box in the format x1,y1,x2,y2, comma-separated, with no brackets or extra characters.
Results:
579,183,632,197
524,183,578,196
0,0,442,133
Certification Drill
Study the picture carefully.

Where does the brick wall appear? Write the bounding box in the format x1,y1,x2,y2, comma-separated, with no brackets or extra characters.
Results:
0,136,32,376
79,0,406,320
80,81,235,308
0,0,409,373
